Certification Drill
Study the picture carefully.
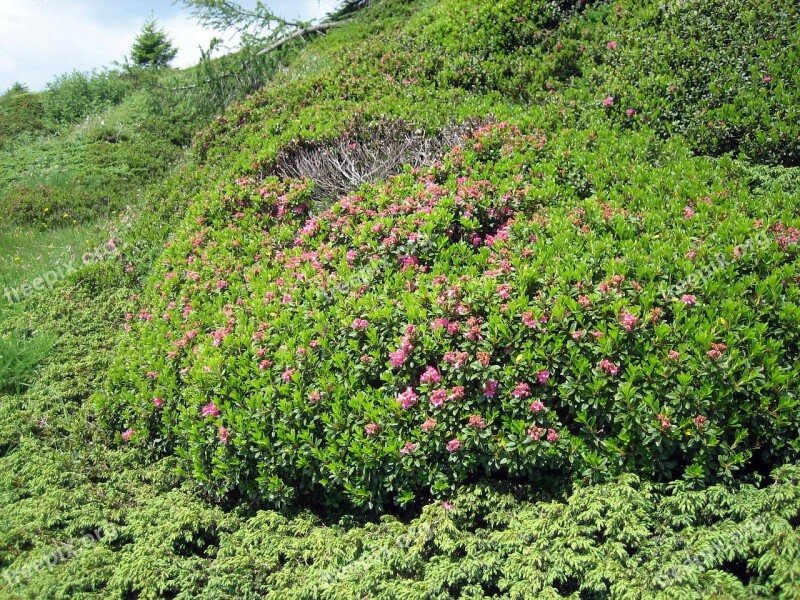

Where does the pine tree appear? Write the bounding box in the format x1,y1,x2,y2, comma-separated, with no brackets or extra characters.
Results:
130,17,178,69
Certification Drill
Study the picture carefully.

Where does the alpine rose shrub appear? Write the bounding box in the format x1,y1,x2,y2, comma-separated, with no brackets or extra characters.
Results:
104,124,800,510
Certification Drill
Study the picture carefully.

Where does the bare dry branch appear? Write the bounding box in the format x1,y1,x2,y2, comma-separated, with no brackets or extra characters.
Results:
257,21,347,56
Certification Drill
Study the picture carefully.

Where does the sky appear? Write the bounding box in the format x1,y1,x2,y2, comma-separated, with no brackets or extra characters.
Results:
0,0,340,92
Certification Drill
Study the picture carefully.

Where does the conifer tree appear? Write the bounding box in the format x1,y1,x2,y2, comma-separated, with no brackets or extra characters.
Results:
130,17,178,69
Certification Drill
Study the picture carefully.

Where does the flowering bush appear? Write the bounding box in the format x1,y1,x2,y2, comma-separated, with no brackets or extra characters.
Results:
104,120,800,509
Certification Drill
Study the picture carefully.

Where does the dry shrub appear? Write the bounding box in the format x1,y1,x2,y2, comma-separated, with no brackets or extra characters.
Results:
274,117,487,210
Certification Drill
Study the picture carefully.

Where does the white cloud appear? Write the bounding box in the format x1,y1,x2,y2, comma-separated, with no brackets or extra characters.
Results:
159,14,218,69
0,1,137,90
0,0,340,92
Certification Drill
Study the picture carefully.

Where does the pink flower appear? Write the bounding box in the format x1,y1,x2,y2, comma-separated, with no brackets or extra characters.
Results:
546,428,559,442
685,249,697,259
512,382,531,399
121,428,134,442
619,310,639,331
763,75,772,83
680,294,696,305
281,368,297,382
308,390,322,403
536,370,551,384
448,386,465,401
389,349,408,368
607,40,617,49
598,359,620,376
443,351,469,370
571,330,585,341
578,295,592,309
421,417,437,432
591,330,604,339
430,389,448,408
692,415,708,428
496,283,512,299
153,397,163,409
603,96,614,106
522,312,538,328
529,400,546,412
528,426,545,440
468,414,486,429
707,342,727,361
446,439,463,453
420,366,442,385
683,206,695,219
352,318,369,330
626,108,637,116
668,350,681,361
218,426,230,444
441,501,453,510
398,387,419,409
657,414,671,430
202,402,220,418
400,441,419,456
483,380,499,398
430,317,450,331
365,423,379,436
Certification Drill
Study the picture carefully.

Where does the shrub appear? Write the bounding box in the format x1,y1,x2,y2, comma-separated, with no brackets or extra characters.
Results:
42,70,129,125
104,123,800,511
274,117,480,210
0,86,46,144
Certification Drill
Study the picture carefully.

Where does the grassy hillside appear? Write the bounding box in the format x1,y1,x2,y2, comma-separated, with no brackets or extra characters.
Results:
1,0,799,598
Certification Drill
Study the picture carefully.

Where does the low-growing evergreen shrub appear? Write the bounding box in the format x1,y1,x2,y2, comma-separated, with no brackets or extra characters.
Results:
104,122,800,510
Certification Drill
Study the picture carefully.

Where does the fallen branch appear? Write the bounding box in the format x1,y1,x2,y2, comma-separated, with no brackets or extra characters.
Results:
257,21,346,55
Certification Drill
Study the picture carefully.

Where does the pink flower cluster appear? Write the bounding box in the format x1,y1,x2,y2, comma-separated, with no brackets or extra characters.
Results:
420,366,441,385
619,310,638,331
389,325,416,368
398,387,419,409
598,359,620,376
202,402,220,418
352,318,369,330
512,382,531,398
528,426,559,442
468,414,487,429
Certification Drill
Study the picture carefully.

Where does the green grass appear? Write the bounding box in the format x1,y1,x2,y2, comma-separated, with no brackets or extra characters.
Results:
0,223,112,304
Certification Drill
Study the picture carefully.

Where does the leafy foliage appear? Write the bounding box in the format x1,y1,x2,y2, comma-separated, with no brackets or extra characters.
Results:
102,0,800,511
1,0,800,597
0,85,46,145
42,70,129,126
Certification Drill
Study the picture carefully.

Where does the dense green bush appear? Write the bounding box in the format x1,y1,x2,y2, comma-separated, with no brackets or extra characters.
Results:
0,85,47,144
104,121,800,510
42,70,129,125
99,0,800,513
0,0,799,596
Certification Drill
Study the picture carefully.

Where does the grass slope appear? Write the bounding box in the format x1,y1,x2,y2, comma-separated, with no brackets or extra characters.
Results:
0,0,798,598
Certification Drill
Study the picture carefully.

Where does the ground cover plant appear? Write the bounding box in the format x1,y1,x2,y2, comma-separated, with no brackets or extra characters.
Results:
105,0,800,512
0,0,799,597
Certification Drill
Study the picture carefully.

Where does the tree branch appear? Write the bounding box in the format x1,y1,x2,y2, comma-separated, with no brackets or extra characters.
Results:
256,21,346,56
